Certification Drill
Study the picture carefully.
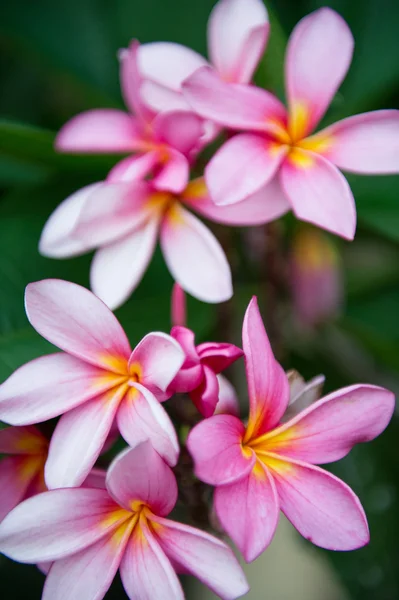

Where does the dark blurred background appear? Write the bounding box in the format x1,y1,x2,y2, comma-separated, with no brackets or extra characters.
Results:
0,0,398,598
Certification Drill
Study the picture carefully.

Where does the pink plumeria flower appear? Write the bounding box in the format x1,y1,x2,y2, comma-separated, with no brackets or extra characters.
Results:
291,227,343,326
0,279,185,489
40,176,286,310
56,41,203,195
0,442,249,600
137,0,269,117
183,8,399,239
187,297,395,562
169,283,243,417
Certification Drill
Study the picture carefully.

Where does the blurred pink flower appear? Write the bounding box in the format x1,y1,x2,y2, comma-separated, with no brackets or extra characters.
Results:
0,279,184,489
291,227,343,326
184,8,399,239
40,177,287,309
0,442,249,600
187,297,395,561
56,41,203,195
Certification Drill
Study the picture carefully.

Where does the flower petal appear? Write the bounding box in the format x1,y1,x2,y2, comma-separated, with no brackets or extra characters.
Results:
168,326,203,394
283,372,325,421
171,283,186,327
269,456,369,550
323,110,399,173
197,342,243,373
243,297,290,439
160,204,232,303
152,148,190,194
153,111,203,155
129,332,185,393
260,384,395,464
214,463,279,562
0,456,39,521
154,517,249,599
184,177,290,226
208,0,269,84
187,414,255,485
119,40,154,123
206,133,287,206
107,152,159,183
215,375,240,417
39,183,102,258
189,365,220,418
106,442,177,516
0,488,123,562
183,66,287,132
0,353,121,425
140,80,192,113
117,384,179,467
280,151,356,240
286,8,354,136
25,280,132,371
72,180,153,247
90,217,159,311
55,110,141,153
0,425,46,455
42,521,133,600
45,386,125,489
120,520,184,600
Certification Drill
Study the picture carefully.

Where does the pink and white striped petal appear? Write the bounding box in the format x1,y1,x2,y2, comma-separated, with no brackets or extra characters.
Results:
190,365,220,418
206,133,287,206
120,521,184,600
214,463,280,562
72,181,154,247
187,414,255,485
117,384,179,467
153,111,204,155
280,151,357,240
154,517,249,599
183,66,287,132
55,109,141,153
265,385,395,464
0,456,38,521
0,488,123,562
243,297,290,439
45,386,125,489
270,456,369,550
39,183,102,258
184,177,290,226
42,521,133,600
160,204,232,303
0,425,46,454
215,375,240,417
286,8,354,137
129,332,185,393
90,217,159,311
25,280,132,372
0,353,121,425
323,110,399,173
208,0,269,84
106,443,177,516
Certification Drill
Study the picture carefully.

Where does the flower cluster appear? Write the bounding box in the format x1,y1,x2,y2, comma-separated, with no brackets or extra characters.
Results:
0,1,397,599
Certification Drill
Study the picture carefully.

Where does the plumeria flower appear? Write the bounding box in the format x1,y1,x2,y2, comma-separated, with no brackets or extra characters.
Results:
169,283,242,417
137,0,269,117
56,41,203,195
40,175,287,310
183,8,399,239
0,279,184,489
187,297,395,562
290,227,343,326
0,442,249,600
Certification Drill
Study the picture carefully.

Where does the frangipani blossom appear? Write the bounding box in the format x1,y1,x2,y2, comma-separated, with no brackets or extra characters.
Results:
137,0,269,116
40,176,287,310
0,279,184,489
183,8,399,239
0,443,249,600
187,297,395,562
169,284,242,417
56,41,203,195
